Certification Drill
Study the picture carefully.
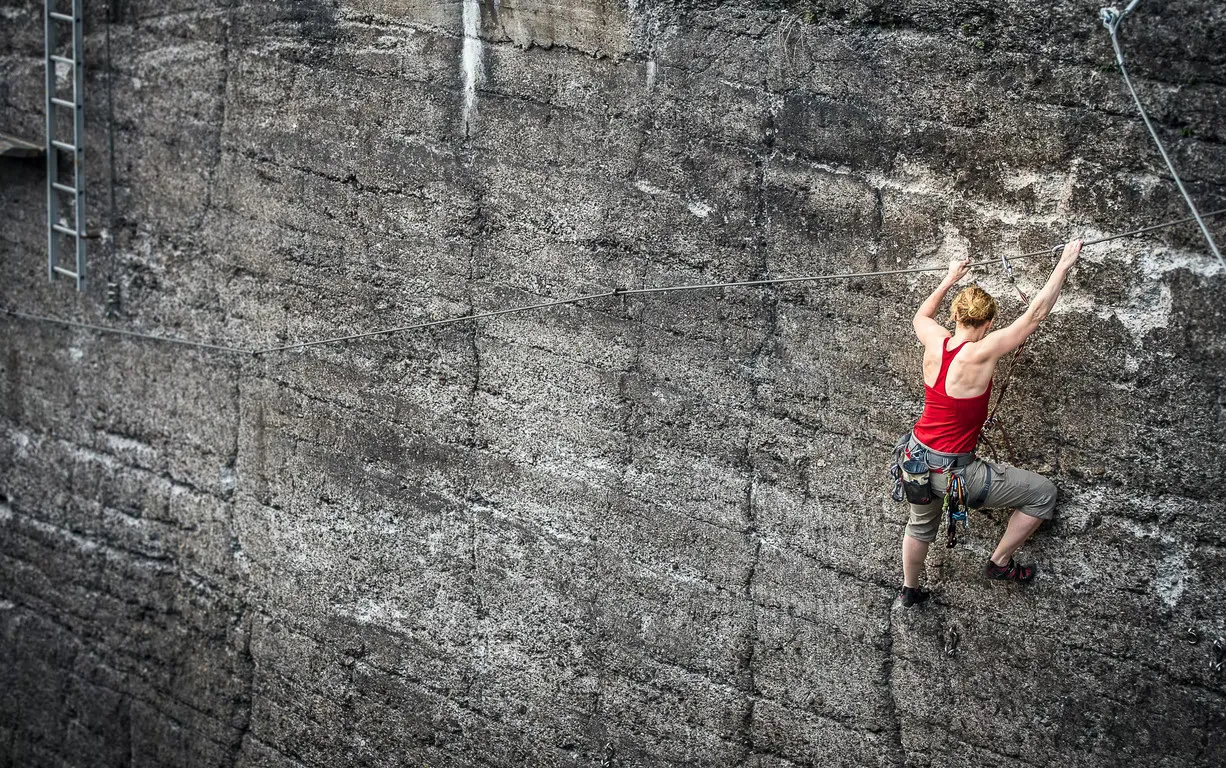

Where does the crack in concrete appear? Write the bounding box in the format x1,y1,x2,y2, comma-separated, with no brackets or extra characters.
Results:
199,0,238,226
731,120,777,765
881,600,909,765
226,610,255,768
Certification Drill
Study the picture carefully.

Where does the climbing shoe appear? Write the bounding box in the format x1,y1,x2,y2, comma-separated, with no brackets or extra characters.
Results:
899,586,930,608
984,558,1035,584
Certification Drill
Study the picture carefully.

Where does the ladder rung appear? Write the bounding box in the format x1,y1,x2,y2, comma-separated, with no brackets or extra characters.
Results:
50,98,78,109
53,266,80,279
48,12,75,23
50,55,76,65
51,182,79,195
52,224,81,237
51,140,80,153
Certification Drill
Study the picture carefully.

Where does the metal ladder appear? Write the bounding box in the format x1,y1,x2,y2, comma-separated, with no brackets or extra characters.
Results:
45,0,86,290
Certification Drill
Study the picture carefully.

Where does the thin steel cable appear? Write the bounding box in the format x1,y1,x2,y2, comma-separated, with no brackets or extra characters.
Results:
1070,208,1226,251
616,207,1226,296
1101,4,1225,269
251,291,619,355
5,210,1224,356
253,208,1226,352
1,306,249,354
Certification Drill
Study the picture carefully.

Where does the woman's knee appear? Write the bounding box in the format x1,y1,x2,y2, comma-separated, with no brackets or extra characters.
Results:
905,502,942,542
905,522,939,543
1028,477,1058,520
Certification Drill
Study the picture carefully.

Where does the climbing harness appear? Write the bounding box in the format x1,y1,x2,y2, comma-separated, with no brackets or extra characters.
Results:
890,434,980,549
889,431,910,503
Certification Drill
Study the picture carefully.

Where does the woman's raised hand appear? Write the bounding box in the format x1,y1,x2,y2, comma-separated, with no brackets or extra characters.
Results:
1058,239,1083,269
946,257,971,284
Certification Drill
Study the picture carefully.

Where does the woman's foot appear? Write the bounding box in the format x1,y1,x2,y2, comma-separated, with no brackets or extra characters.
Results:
984,558,1035,584
899,585,931,607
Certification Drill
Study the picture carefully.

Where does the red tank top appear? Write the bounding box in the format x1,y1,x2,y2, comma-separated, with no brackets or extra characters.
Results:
912,338,991,454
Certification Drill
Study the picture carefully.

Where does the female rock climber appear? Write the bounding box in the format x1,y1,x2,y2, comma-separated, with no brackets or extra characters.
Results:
899,240,1082,607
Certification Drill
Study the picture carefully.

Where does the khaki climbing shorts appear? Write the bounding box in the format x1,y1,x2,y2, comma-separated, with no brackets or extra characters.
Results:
905,437,1058,543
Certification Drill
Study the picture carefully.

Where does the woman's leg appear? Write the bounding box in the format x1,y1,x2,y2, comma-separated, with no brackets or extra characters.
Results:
902,489,943,589
990,511,1043,566
902,534,930,588
979,462,1058,567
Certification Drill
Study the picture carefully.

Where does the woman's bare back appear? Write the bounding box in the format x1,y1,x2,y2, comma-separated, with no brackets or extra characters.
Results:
922,335,996,398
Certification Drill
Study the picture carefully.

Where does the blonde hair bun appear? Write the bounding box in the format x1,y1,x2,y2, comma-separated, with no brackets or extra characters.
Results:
950,285,998,328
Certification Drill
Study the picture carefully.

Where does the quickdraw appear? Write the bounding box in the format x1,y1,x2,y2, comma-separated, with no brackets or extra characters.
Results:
943,472,970,549
1001,252,1032,305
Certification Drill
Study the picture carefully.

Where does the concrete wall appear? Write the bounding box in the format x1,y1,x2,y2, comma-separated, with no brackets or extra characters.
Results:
2,1,1225,766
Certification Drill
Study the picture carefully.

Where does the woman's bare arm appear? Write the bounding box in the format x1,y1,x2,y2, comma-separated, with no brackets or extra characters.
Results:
912,258,969,345
973,240,1082,360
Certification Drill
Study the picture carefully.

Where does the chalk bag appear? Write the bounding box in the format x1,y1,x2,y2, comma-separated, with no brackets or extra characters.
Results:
901,458,933,505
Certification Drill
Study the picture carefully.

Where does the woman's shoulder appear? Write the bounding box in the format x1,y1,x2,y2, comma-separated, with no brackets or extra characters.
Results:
923,331,952,355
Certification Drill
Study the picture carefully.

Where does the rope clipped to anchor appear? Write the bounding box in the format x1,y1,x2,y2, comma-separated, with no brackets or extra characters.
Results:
978,2,1226,463
1100,2,1225,269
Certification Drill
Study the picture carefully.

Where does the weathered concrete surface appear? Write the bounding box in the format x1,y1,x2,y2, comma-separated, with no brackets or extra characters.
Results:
1,0,1225,766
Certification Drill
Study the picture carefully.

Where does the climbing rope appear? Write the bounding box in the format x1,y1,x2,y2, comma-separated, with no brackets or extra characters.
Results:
2,210,1223,356
979,251,1032,464
1101,2,1225,269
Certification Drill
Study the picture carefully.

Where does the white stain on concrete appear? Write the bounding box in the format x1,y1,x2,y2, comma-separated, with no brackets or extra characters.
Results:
634,180,666,196
686,201,713,218
8,429,31,458
1154,549,1190,609
1047,245,1221,340
634,180,714,219
1113,280,1173,339
461,0,484,137
933,223,971,263
340,597,414,630
1109,514,1194,609
646,59,657,89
